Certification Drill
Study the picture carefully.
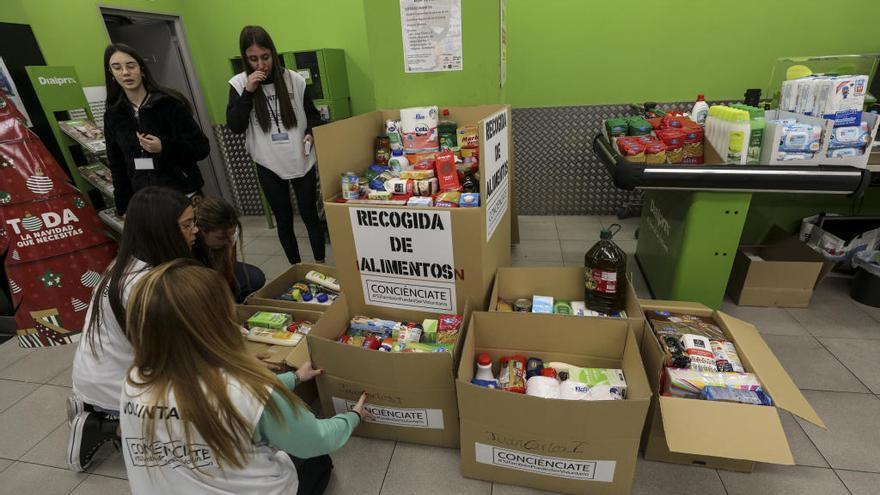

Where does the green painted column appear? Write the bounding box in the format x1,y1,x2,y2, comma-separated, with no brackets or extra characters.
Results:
637,191,752,309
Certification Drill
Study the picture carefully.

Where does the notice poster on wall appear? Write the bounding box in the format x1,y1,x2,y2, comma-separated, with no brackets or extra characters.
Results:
349,207,456,313
0,58,32,127
499,0,507,88
483,108,510,241
399,0,463,73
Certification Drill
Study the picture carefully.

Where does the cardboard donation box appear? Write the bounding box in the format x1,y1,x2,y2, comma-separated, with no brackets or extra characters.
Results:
457,312,651,495
307,294,472,447
488,267,645,342
727,238,827,308
640,300,825,472
246,263,340,311
314,105,513,315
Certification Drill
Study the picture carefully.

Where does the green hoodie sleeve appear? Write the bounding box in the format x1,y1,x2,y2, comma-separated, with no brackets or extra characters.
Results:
254,372,360,458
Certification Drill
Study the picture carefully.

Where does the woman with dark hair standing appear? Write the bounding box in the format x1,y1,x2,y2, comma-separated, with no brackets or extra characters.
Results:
68,187,198,472
193,196,266,303
226,26,326,264
103,43,210,215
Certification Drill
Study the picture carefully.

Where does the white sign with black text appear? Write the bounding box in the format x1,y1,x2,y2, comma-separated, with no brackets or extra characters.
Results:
483,108,510,241
333,397,445,429
474,443,616,482
349,207,456,313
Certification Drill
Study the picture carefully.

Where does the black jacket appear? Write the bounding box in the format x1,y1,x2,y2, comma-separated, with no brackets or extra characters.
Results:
104,91,210,214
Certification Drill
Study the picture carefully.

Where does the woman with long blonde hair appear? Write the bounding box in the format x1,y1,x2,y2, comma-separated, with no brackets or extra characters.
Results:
120,259,368,494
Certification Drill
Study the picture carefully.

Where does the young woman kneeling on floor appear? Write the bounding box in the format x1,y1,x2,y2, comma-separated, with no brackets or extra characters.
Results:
68,187,199,472
193,196,266,303
120,259,370,495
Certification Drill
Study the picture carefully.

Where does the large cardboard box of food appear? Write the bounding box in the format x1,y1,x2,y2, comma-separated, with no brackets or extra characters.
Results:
639,300,825,472
307,294,472,447
246,263,340,311
456,312,651,495
727,239,827,308
314,105,513,315
488,267,645,342
237,305,325,404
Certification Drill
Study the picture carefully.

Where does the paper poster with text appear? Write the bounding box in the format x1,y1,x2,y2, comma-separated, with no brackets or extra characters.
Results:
349,207,456,313
483,108,510,241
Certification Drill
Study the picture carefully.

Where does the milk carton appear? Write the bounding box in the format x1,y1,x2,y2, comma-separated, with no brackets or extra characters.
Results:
400,106,440,153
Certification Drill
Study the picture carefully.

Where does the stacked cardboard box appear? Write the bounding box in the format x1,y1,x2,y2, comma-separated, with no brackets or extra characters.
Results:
247,263,340,311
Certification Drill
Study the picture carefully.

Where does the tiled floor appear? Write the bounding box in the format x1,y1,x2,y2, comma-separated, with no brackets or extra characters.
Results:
0,215,878,494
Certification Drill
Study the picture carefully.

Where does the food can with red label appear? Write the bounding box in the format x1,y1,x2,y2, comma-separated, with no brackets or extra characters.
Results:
341,172,360,200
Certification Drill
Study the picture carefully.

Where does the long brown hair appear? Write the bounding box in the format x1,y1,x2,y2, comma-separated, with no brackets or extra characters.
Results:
87,187,193,354
193,196,242,283
238,25,297,132
125,259,302,469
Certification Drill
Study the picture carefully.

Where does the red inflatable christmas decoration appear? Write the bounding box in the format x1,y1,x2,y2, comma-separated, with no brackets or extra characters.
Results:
0,90,116,348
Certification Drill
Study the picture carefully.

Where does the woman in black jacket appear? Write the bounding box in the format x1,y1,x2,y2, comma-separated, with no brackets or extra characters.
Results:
103,43,210,215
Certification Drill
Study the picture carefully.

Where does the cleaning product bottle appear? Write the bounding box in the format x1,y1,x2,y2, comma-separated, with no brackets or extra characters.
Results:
736,104,765,165
584,225,628,314
472,353,499,388
388,149,410,172
438,109,458,151
726,109,750,165
305,270,340,292
691,94,709,125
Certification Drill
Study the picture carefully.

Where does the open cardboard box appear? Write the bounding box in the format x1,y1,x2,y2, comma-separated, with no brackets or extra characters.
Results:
246,263,340,311
307,294,472,448
488,267,646,342
456,312,650,495
314,105,513,315
639,300,825,472
237,305,324,404
727,238,827,308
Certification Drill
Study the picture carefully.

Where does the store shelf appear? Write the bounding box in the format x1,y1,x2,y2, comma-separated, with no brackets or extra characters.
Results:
98,207,124,233
592,134,871,195
78,162,114,199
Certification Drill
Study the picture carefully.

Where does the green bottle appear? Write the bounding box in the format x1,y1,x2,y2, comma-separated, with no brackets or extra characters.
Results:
733,104,765,165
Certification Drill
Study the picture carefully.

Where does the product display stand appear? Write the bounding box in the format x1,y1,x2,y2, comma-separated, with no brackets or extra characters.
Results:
594,133,872,308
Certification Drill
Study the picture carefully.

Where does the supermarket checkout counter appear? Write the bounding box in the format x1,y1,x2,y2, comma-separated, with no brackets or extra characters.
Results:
592,133,874,309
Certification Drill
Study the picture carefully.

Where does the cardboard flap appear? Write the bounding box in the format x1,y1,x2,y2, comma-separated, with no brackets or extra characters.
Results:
640,299,711,313
717,312,825,428
659,396,795,464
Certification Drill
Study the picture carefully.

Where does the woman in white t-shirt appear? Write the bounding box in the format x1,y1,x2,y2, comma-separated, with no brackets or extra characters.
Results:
227,25,326,265
120,259,369,495
68,186,198,472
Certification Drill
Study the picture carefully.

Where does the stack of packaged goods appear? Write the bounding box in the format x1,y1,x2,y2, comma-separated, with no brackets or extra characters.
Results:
608,113,704,165
336,313,463,353
275,270,340,305
244,311,314,347
471,354,627,401
705,104,767,164
339,106,481,208
495,294,627,317
647,310,772,406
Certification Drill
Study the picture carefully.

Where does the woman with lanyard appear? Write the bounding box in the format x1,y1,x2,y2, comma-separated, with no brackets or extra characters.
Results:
103,43,210,215
227,26,326,264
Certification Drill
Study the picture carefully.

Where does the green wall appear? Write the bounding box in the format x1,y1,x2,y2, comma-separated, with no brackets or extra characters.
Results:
2,0,29,24
505,0,880,108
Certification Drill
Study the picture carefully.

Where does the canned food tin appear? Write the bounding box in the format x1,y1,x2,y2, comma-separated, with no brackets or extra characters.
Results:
513,298,532,312
341,172,360,200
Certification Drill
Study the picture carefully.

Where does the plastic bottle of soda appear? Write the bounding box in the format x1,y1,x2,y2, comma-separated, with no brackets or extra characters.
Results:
584,225,627,314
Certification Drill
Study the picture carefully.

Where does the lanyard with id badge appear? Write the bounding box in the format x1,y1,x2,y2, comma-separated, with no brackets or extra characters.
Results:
133,93,155,171
267,93,291,145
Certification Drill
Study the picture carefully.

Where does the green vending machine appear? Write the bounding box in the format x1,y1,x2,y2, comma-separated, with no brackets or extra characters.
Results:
230,49,351,122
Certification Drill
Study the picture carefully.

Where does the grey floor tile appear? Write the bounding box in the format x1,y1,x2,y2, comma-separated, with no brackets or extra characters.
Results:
490,482,558,494
0,379,39,414
90,446,128,479
0,343,76,384
20,422,69,470
835,469,880,495
720,300,811,336
632,458,726,495
599,216,639,241
0,458,12,472
554,216,603,241
719,464,848,495
517,216,558,240
787,278,880,340
0,338,34,371
616,239,638,254
820,338,880,394
324,436,394,495
779,411,828,468
243,237,284,256
0,461,87,495
48,366,72,388
560,240,589,265
260,255,292,281
240,215,272,230
0,384,67,458
380,443,490,495
70,474,130,495
761,335,868,393
796,391,880,472
511,239,562,263
240,253,272,269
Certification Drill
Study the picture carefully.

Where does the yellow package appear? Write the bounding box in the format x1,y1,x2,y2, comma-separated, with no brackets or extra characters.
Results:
400,169,435,180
